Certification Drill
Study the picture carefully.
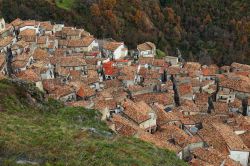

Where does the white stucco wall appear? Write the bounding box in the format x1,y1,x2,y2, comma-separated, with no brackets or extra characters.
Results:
139,115,156,131
229,150,249,166
0,18,6,31
35,81,44,92
139,50,155,58
113,44,127,60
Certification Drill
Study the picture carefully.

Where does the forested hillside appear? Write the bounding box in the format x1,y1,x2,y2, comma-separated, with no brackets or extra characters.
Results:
0,0,249,65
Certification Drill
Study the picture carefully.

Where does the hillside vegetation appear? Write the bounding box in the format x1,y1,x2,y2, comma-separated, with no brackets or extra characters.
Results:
0,0,249,65
0,80,187,166
55,0,75,10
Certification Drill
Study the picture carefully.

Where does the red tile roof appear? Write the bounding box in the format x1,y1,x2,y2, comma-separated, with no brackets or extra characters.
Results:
198,123,229,155
191,148,241,166
103,61,118,76
112,114,139,136
76,85,95,98
33,48,49,60
122,99,151,124
137,42,156,51
59,56,86,67
67,36,95,47
212,123,249,151
16,69,41,82
134,92,174,106
103,41,123,51
152,103,180,126
178,83,193,96
0,36,14,47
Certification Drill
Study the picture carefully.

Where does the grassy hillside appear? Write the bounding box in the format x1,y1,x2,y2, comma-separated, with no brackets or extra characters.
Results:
0,80,187,166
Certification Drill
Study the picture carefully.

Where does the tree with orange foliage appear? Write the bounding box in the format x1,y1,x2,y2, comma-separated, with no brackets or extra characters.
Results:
90,3,101,17
104,10,119,29
166,7,175,23
100,0,117,10
133,10,144,27
204,14,212,25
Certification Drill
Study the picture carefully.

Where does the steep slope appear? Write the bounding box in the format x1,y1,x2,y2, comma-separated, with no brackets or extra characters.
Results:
1,0,249,65
0,80,187,166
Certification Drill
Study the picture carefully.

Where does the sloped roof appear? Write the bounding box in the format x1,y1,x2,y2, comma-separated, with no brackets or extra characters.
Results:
59,56,86,67
137,42,156,51
122,99,151,124
103,41,123,51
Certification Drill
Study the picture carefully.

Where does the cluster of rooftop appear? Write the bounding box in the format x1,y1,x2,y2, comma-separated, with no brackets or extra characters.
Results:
0,18,250,166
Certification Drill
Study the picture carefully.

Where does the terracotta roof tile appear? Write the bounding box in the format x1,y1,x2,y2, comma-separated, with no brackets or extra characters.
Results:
104,79,122,89
59,56,86,67
36,36,47,44
189,158,213,166
112,114,139,136
212,123,249,151
103,41,123,51
10,18,24,27
94,99,117,111
178,83,193,96
138,57,154,65
201,65,218,76
0,36,14,47
122,99,151,124
137,42,155,51
103,61,119,76
50,85,75,99
151,103,180,126
16,69,41,82
191,148,227,166
167,66,183,75
240,131,250,149
198,123,229,154
231,62,250,71
213,102,228,114
0,54,5,68
33,48,49,60
134,92,174,106
183,62,201,72
39,21,53,31
21,20,37,27
19,29,36,42
62,28,81,36
67,36,95,47
12,53,32,69
76,85,95,98
12,40,29,49
138,131,180,152
20,29,36,36
155,124,202,147
42,79,61,93
220,75,250,93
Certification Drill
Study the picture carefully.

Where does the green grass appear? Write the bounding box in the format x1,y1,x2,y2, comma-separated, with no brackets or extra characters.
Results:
156,49,167,59
0,80,187,166
55,0,74,10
